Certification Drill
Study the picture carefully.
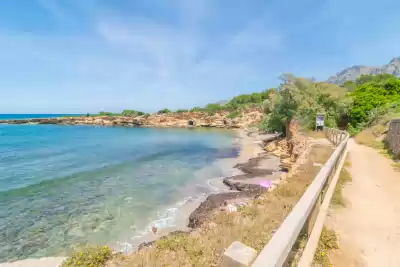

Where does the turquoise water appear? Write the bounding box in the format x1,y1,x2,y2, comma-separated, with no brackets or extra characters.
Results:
0,114,80,120
0,122,237,261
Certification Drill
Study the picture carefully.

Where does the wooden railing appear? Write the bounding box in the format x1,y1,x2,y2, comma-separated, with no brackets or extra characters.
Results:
251,127,349,267
222,128,349,267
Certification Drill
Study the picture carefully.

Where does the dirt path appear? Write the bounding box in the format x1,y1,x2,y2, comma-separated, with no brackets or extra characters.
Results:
328,139,400,267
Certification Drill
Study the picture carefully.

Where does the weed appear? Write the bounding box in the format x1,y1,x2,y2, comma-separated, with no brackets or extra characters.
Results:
61,246,113,267
314,227,338,267
332,166,352,207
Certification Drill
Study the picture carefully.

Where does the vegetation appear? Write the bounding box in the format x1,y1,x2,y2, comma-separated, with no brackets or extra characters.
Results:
61,246,113,267
89,73,398,138
255,73,399,137
226,110,241,119
204,103,225,115
121,109,145,117
314,227,339,266
348,74,400,133
158,108,171,114
98,111,115,116
332,159,352,207
259,75,349,134
83,144,332,267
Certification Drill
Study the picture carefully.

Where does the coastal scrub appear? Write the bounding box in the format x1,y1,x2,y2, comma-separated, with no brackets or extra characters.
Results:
61,246,113,267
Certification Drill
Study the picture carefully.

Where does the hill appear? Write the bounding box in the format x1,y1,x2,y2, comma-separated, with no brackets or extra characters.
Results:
327,57,400,84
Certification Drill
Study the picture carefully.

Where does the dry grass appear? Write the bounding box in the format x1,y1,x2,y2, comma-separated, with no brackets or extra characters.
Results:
354,127,385,150
313,227,339,267
331,161,352,207
355,125,400,171
306,130,326,139
118,145,333,267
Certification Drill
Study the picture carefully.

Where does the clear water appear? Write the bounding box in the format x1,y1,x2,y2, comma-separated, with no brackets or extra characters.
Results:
0,114,81,120
0,120,237,261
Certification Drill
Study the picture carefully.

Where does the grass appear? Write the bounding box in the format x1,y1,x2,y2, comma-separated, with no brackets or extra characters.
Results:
306,130,326,139
331,160,352,207
61,246,114,267
355,124,400,170
313,227,339,267
354,127,385,149
117,144,333,267
61,144,333,267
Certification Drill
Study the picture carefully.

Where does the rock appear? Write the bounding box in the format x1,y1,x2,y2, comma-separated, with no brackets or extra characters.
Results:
188,191,264,228
222,241,258,267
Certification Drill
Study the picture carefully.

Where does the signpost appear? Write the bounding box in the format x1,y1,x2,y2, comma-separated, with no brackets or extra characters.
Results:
316,113,325,131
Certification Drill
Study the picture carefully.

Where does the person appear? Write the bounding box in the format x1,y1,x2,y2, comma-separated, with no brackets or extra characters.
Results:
152,226,157,235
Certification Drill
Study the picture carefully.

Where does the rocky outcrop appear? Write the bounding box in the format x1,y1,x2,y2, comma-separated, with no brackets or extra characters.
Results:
188,190,266,228
265,120,308,171
0,110,264,129
385,119,400,158
327,56,400,84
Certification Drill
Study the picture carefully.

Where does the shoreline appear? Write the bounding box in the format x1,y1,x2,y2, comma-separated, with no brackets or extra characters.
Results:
0,129,279,267
0,110,264,129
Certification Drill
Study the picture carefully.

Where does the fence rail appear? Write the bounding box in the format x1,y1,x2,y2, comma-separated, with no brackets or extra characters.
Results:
251,127,349,267
222,127,349,267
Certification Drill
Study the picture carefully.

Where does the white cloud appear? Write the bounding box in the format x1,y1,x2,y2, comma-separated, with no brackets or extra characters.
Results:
0,1,285,113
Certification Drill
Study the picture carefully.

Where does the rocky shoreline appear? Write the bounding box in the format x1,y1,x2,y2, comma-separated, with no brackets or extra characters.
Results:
0,110,263,129
0,125,310,267
135,130,283,251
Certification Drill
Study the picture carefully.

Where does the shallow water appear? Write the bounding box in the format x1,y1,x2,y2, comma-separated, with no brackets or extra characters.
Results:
0,123,237,261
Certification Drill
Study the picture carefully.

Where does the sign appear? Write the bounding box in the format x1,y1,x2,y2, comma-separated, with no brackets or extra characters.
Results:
316,113,325,129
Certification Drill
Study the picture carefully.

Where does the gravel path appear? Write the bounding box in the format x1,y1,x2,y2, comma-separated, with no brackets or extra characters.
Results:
328,139,400,267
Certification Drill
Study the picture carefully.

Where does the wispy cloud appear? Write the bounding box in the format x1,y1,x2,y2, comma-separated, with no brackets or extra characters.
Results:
1,0,398,113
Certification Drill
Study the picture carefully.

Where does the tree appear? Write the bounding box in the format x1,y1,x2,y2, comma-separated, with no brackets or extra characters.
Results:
349,75,400,127
261,75,349,134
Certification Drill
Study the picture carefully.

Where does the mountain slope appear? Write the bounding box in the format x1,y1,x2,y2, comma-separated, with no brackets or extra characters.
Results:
327,57,400,84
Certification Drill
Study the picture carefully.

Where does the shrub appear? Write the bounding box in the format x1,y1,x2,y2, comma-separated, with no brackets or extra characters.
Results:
204,103,225,115
349,75,400,128
227,110,240,119
158,108,171,114
62,246,113,267
176,109,188,113
190,107,203,112
121,110,137,117
98,111,114,116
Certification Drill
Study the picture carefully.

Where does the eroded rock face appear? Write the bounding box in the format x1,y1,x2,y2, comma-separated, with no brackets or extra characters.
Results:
0,110,264,129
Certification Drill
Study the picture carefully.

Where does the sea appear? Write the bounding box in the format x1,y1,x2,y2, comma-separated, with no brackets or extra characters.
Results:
0,114,239,262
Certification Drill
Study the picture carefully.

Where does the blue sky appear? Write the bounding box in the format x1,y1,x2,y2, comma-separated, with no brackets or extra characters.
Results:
0,0,399,113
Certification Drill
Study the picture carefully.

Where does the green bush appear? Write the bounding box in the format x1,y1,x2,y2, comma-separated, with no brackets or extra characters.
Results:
204,103,225,115
260,75,349,134
158,108,171,114
62,246,113,267
227,110,241,119
98,111,114,116
190,107,203,112
349,75,400,127
121,110,137,117
176,109,188,113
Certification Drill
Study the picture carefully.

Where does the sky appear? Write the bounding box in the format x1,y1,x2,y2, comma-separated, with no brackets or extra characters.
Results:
0,0,400,113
